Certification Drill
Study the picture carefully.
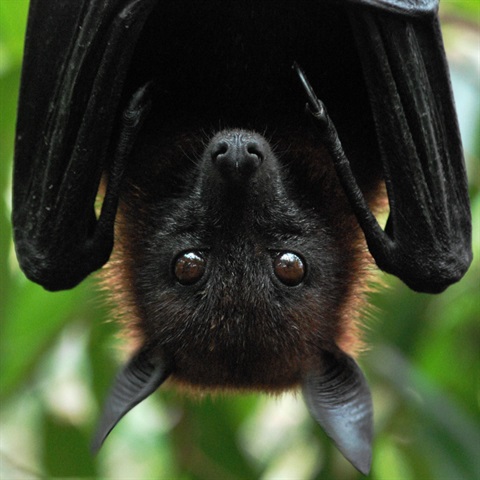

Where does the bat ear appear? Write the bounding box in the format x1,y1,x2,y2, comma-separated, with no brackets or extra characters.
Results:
302,351,373,475
91,347,172,453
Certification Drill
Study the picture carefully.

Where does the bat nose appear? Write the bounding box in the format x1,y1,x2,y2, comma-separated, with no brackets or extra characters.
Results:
211,131,265,181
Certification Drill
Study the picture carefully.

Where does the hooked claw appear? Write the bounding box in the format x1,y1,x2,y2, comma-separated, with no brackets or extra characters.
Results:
293,62,328,124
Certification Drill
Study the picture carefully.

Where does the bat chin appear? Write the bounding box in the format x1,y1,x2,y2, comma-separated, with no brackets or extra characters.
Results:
167,354,304,393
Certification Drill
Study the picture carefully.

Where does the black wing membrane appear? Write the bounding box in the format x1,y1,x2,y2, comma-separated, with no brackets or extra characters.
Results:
348,5,472,293
13,0,157,291
13,0,471,293
300,0,472,293
346,0,437,16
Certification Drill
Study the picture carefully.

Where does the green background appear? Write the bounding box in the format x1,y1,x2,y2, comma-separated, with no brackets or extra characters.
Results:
1,1,479,479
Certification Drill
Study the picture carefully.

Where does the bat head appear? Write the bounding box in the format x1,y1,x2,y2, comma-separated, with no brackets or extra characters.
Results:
96,125,376,473
107,125,373,391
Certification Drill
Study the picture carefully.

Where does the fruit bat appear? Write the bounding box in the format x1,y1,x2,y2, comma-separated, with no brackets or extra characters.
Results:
12,0,472,474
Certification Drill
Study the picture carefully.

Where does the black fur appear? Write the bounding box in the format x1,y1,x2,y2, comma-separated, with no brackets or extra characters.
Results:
114,125,369,390
105,1,384,389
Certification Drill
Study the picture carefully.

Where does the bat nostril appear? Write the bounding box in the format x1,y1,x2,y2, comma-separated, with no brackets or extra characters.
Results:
246,141,264,162
211,141,229,160
210,131,265,181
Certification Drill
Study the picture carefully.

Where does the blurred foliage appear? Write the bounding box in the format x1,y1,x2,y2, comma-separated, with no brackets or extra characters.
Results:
1,1,479,479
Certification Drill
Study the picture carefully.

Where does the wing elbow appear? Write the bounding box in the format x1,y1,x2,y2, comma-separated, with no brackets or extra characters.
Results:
399,248,473,294
14,238,112,291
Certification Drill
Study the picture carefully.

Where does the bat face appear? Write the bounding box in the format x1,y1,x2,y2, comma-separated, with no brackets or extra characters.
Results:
109,126,371,391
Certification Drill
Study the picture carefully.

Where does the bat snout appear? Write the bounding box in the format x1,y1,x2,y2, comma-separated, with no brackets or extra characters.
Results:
209,130,267,182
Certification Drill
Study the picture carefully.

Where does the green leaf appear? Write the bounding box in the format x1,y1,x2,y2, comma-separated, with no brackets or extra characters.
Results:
0,0,29,73
42,412,96,477
0,279,96,398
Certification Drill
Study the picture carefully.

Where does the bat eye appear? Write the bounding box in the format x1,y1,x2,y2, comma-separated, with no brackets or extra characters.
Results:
273,252,305,286
174,252,206,285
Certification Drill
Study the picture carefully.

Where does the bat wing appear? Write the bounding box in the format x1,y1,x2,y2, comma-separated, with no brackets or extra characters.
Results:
14,0,472,294
345,0,437,16
12,0,157,291
298,1,472,293
349,6,472,293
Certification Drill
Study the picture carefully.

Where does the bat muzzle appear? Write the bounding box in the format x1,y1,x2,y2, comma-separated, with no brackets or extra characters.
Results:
209,130,266,182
